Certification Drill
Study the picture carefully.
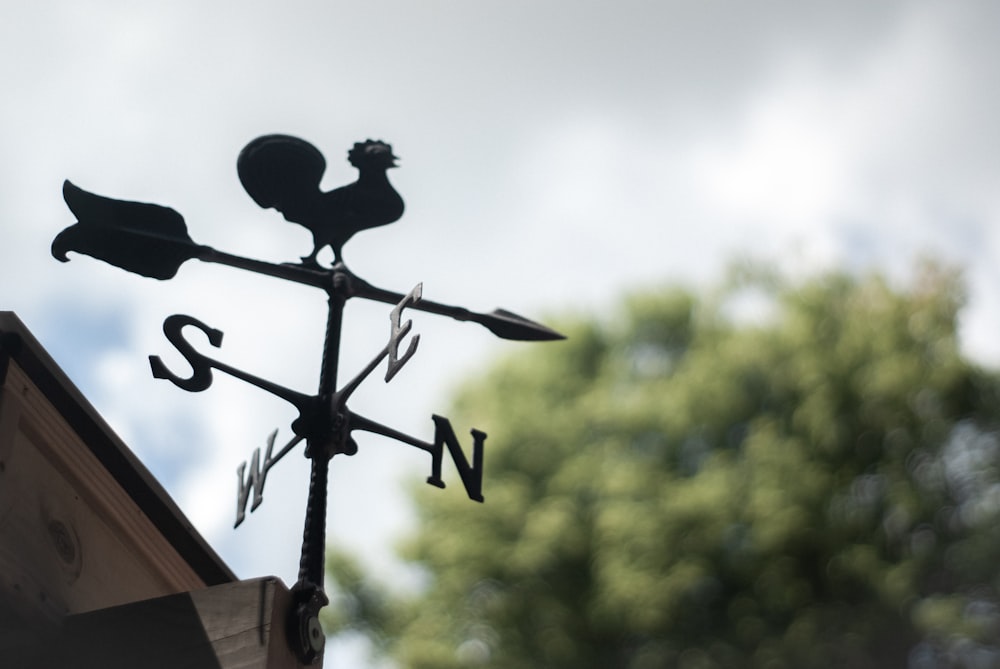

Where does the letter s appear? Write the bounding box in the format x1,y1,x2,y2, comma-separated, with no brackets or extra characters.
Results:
148,314,224,392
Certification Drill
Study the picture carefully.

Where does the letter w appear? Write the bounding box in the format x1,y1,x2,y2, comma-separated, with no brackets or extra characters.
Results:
235,430,277,527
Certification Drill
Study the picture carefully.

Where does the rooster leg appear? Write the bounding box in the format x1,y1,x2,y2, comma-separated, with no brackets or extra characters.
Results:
299,250,321,268
297,237,325,267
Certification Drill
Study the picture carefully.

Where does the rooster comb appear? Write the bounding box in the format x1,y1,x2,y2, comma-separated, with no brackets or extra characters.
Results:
348,139,398,167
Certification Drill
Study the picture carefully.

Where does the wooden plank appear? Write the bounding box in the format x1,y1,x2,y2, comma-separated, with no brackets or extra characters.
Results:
0,311,260,665
27,578,313,669
0,312,235,588
0,361,208,620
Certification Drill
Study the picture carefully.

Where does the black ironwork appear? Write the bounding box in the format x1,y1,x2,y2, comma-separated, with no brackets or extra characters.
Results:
52,134,563,664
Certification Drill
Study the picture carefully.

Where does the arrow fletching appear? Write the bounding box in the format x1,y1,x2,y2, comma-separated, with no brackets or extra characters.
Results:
52,181,203,280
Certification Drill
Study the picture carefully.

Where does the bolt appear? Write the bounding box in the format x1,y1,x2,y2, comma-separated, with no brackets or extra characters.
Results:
307,616,325,652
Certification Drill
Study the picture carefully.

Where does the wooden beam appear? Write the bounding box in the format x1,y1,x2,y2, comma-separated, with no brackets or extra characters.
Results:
0,313,235,590
0,360,212,618
28,577,314,669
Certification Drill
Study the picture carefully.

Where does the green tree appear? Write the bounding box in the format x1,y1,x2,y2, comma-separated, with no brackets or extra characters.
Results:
327,264,1000,668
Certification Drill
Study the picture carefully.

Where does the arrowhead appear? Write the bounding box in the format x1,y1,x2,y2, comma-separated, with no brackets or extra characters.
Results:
480,309,565,341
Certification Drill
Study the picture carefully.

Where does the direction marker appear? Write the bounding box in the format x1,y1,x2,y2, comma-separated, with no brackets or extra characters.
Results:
52,134,563,664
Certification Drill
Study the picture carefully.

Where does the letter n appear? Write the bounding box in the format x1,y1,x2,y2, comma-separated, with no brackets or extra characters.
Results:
427,415,485,502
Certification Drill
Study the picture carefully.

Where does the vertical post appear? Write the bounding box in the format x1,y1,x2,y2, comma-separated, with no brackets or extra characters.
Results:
290,285,347,664
299,289,345,586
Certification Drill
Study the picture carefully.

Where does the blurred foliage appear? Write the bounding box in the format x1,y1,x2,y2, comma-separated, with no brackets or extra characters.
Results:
325,262,1000,668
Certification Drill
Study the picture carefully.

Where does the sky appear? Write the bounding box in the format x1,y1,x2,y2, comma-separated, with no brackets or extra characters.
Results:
2,1,999,664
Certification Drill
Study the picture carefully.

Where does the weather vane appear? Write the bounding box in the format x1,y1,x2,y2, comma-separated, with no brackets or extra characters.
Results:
51,134,563,664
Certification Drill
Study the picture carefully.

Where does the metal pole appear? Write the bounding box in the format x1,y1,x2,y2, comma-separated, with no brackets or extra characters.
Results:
290,287,346,664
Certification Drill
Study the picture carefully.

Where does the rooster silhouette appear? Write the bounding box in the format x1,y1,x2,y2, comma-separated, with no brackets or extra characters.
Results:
237,135,404,266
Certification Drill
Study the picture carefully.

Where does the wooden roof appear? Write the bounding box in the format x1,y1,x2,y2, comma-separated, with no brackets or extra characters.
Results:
0,311,235,634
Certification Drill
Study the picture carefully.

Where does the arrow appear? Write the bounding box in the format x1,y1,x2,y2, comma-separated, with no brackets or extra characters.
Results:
53,183,564,341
